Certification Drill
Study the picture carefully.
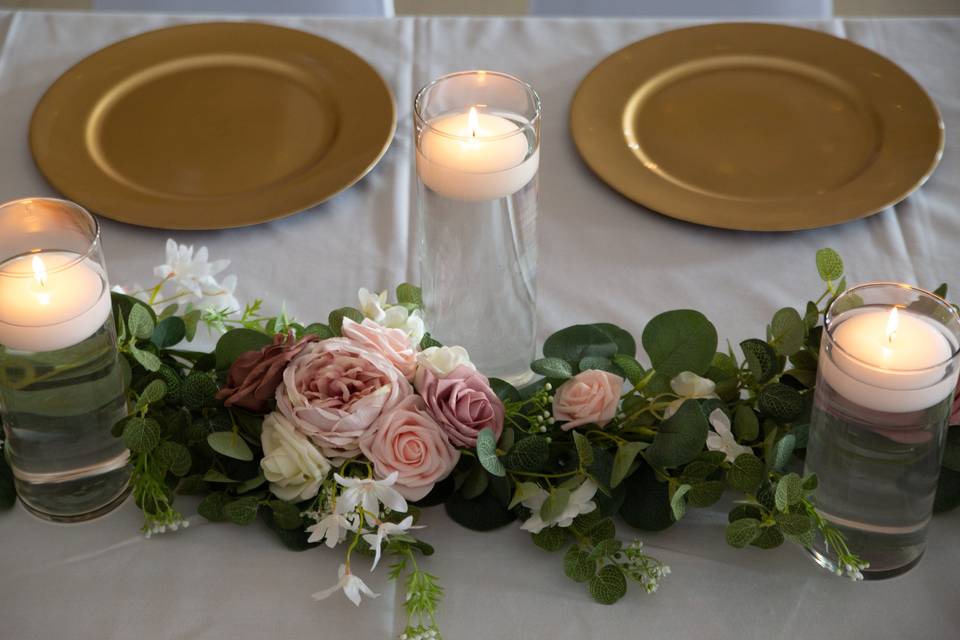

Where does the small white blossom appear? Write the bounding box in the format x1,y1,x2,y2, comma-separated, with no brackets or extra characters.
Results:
305,512,359,548
358,288,388,322
312,564,379,607
362,515,424,570
382,305,426,344
415,346,475,380
520,479,598,534
334,472,408,517
706,409,751,463
154,239,230,299
664,372,718,418
198,273,240,313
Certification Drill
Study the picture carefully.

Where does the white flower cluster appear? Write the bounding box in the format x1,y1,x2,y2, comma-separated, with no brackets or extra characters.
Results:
835,559,869,581
113,239,240,313
617,540,670,593
143,516,190,539
400,627,439,640
359,288,425,343
307,472,421,606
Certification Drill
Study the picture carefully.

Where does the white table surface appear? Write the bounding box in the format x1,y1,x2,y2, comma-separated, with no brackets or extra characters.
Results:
1,11,959,640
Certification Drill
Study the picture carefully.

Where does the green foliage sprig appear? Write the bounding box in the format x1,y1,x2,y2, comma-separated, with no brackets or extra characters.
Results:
445,248,957,602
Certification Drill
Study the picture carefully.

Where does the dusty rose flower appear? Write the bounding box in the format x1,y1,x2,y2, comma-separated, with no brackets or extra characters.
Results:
341,317,417,381
415,364,504,448
553,369,623,431
216,332,318,413
359,396,460,500
276,338,412,459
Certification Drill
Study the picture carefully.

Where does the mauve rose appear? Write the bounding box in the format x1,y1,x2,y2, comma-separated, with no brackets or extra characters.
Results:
360,396,460,500
553,369,623,431
341,317,417,381
215,332,319,413
276,338,412,459
415,364,504,448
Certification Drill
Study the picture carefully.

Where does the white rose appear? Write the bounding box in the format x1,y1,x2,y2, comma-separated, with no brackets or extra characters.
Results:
414,345,475,389
260,411,331,502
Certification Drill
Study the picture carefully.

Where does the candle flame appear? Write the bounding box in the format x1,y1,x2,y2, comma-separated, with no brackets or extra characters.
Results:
468,106,479,139
886,307,899,343
32,255,48,288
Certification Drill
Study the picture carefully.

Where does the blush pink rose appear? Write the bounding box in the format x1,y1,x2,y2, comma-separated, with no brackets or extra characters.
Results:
215,332,319,413
359,396,460,500
276,338,412,459
553,369,623,430
415,364,504,448
341,317,417,381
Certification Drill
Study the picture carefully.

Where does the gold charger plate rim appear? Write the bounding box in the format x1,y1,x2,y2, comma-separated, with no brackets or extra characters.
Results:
29,21,397,230
569,22,945,232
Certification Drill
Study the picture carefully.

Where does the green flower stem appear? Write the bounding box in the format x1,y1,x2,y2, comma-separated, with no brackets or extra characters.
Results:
509,469,579,480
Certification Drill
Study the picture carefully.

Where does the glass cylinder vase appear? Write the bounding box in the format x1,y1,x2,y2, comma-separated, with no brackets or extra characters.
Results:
414,71,541,385
0,198,130,522
804,282,960,578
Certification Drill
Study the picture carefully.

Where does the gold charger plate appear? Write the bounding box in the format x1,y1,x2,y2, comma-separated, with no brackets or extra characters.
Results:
570,23,944,231
30,22,396,229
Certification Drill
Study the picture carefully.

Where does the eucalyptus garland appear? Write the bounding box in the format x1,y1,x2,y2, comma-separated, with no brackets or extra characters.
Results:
2,246,959,629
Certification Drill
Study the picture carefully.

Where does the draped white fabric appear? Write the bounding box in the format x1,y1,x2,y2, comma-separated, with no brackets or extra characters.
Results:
0,12,958,639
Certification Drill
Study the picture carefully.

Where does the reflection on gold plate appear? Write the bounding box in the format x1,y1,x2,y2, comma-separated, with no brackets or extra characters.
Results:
570,23,944,231
30,22,396,230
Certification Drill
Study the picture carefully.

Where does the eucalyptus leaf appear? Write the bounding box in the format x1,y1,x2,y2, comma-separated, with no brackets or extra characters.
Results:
224,496,261,525
207,431,254,461
770,433,797,472
476,428,505,477
302,323,334,339
128,304,155,340
642,310,717,378
129,344,162,372
612,354,645,385
816,248,844,282
214,329,272,370
770,307,805,357
733,405,760,441
396,283,423,307
203,469,238,483
151,316,186,349
644,400,708,469
543,324,618,366
461,464,490,500
611,442,648,488
670,483,691,521
591,323,637,357
540,488,571,524
531,357,574,380
775,473,803,512
572,431,594,467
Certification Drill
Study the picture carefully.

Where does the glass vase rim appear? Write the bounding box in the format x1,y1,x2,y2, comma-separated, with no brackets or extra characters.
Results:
414,70,542,144
825,280,960,373
0,197,102,279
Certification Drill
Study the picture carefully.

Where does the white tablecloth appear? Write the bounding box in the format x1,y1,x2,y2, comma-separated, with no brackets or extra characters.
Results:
1,11,958,640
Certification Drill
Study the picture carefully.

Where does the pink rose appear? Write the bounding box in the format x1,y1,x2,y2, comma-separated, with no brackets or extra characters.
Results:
341,317,417,381
415,364,504,448
360,396,460,500
553,369,623,430
215,332,319,413
276,338,412,459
